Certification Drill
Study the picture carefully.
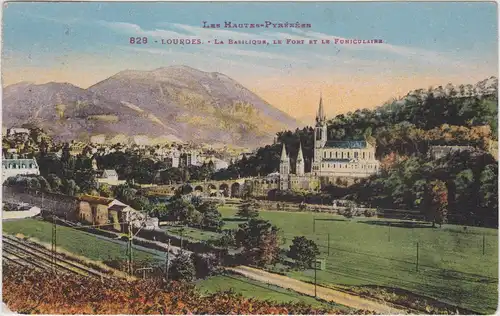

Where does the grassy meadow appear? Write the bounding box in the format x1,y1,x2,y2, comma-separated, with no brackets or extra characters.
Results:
215,206,498,314
2,218,164,264
4,206,497,313
196,273,351,311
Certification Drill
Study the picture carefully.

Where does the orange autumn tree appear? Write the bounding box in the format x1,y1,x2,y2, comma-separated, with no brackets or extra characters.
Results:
423,180,449,228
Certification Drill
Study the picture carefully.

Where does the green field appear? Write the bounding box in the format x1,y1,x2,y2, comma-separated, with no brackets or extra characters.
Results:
2,219,164,264
197,273,351,311
216,206,498,314
3,218,350,311
166,226,220,241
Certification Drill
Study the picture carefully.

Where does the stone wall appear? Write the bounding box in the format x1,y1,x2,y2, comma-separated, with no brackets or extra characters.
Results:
3,186,79,220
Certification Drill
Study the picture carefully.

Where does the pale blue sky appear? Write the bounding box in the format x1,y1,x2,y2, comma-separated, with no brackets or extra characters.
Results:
2,2,498,120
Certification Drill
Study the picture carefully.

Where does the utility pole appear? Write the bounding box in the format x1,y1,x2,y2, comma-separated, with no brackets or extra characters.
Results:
327,233,330,256
482,233,486,255
128,221,133,276
313,218,316,233
314,257,317,298
51,214,57,270
416,242,419,272
388,223,391,242
180,228,184,249
165,239,171,281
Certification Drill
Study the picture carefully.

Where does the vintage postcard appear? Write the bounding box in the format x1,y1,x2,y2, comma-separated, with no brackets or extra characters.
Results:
1,1,498,315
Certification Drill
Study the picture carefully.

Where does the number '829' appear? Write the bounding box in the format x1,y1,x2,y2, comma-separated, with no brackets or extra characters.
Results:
130,37,148,44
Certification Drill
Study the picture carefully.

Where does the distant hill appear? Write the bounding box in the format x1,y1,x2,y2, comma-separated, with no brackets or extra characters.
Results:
2,66,300,148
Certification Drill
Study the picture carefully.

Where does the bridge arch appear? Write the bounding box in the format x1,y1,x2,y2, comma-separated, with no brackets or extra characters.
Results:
231,182,241,197
194,185,203,192
207,183,217,197
180,184,193,195
219,183,230,197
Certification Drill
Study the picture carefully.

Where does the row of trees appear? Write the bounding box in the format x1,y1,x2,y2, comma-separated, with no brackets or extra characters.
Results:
96,151,217,184
148,195,223,231
353,149,498,227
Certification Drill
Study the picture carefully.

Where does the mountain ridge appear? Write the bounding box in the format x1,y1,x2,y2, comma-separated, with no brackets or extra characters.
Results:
3,65,301,148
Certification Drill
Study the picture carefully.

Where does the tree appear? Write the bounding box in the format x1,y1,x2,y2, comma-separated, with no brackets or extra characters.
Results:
113,184,137,204
46,174,62,192
170,251,196,282
201,208,223,231
129,195,150,211
236,199,260,219
191,252,220,279
214,229,236,248
453,169,475,224
287,236,320,269
150,203,170,220
62,179,79,196
423,180,448,228
98,183,113,198
478,164,498,227
235,219,281,266
341,201,357,219
168,196,195,223
184,208,203,227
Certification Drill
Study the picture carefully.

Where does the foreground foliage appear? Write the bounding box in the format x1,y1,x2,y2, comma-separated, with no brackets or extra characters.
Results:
2,263,372,314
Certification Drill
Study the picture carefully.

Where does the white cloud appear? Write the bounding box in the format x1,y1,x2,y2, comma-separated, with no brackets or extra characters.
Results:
100,20,492,76
101,21,307,64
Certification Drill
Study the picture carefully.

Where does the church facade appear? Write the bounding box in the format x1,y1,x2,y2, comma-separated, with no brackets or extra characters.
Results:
279,96,380,191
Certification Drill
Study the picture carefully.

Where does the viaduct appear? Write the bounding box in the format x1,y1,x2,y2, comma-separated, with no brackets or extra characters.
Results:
144,177,281,198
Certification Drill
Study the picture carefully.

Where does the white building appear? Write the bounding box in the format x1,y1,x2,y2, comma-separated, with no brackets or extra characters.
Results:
203,156,229,170
279,95,380,190
310,95,380,179
100,169,119,181
7,128,30,137
2,158,40,182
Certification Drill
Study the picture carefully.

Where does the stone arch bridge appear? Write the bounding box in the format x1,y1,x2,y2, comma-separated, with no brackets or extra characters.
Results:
144,177,281,198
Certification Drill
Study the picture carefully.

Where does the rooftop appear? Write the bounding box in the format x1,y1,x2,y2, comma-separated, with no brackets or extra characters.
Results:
321,158,352,163
324,141,368,149
2,159,39,168
102,169,118,177
79,195,114,205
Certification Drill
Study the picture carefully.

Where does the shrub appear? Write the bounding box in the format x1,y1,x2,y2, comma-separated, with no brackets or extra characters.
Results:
364,209,376,217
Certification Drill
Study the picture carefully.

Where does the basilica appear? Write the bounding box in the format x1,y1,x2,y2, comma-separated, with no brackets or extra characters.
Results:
279,95,380,191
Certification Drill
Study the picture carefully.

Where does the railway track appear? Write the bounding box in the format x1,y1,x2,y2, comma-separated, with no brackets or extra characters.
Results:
2,234,110,279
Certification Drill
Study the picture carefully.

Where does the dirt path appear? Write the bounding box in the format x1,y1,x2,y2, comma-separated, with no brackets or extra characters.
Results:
227,265,407,314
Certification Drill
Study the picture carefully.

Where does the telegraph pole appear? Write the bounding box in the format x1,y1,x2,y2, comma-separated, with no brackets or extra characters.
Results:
416,242,419,272
128,221,133,276
327,233,330,256
314,257,317,298
165,239,171,281
482,233,486,255
180,228,184,249
51,214,57,270
388,223,391,242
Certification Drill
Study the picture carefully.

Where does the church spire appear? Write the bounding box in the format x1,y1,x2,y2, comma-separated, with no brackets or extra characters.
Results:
296,141,305,176
297,142,304,161
316,92,325,124
280,143,288,161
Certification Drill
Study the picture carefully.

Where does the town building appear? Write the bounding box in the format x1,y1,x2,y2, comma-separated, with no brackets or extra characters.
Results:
202,156,229,171
100,169,119,181
180,150,200,167
2,155,40,183
97,169,125,186
7,127,30,137
279,95,380,190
